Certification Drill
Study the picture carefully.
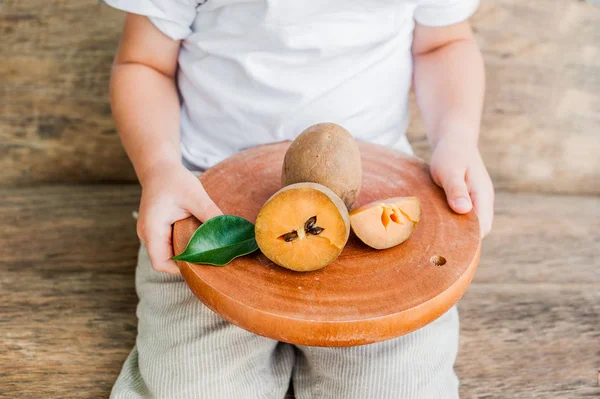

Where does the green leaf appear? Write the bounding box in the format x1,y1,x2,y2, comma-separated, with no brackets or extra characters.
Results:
172,215,258,266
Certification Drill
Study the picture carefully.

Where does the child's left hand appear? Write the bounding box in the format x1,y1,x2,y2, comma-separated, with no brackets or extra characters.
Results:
429,137,494,237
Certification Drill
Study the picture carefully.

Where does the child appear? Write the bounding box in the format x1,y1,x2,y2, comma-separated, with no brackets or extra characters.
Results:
105,0,494,397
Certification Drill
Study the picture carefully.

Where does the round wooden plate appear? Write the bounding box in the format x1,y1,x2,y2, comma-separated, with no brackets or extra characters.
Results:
173,142,481,347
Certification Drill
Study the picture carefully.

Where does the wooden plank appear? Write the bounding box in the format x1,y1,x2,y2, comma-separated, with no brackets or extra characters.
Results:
476,192,600,284
407,0,600,195
2,0,599,193
0,185,141,265
458,191,600,398
456,284,600,399
0,1,136,185
1,186,598,397
0,185,141,399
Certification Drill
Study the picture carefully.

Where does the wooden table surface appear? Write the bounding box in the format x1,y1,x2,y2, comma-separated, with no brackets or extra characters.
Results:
1,185,598,398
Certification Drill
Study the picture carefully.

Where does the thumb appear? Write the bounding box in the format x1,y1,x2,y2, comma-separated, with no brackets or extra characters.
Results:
440,170,473,214
186,184,224,222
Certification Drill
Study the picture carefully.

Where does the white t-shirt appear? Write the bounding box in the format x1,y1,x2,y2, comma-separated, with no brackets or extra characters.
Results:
105,0,478,170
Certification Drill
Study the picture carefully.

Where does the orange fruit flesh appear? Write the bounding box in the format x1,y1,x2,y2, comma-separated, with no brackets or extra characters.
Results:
255,185,350,272
349,197,421,250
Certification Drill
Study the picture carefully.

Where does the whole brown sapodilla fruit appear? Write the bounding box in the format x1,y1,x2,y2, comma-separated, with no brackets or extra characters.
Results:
281,123,362,209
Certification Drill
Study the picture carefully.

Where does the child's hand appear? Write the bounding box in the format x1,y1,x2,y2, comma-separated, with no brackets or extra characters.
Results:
429,137,494,237
137,161,223,274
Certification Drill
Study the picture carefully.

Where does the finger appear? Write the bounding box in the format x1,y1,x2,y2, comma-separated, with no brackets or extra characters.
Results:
440,170,473,214
470,190,494,238
467,171,494,238
142,219,181,274
186,185,223,222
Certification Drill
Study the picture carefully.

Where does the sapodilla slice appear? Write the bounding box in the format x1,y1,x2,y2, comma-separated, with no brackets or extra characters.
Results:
349,197,421,250
255,183,350,272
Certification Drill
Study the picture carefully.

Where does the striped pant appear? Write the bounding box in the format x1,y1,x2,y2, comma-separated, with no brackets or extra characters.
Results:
110,244,460,399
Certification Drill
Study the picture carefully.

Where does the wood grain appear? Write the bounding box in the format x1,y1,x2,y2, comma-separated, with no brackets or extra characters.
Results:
407,0,600,195
476,193,600,284
1,0,599,194
173,142,481,346
1,185,598,397
456,284,600,399
1,1,136,184
0,185,141,399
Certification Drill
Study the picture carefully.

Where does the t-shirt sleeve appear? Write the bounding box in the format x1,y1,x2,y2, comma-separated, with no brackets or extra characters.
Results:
103,0,198,40
414,0,479,27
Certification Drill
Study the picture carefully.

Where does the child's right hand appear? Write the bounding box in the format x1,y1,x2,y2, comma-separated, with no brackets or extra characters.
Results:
136,161,223,274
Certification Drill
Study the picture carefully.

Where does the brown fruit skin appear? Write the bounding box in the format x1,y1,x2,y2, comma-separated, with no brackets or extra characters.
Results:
282,123,362,209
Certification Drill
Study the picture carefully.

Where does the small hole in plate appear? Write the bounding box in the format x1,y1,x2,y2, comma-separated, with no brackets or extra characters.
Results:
430,255,447,267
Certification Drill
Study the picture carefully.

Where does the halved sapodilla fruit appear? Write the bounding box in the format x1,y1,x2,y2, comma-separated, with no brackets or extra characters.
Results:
349,197,421,250
255,183,350,272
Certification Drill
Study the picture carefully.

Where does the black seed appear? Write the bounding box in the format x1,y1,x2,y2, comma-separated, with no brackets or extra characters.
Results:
307,227,324,235
304,216,317,231
280,231,299,242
